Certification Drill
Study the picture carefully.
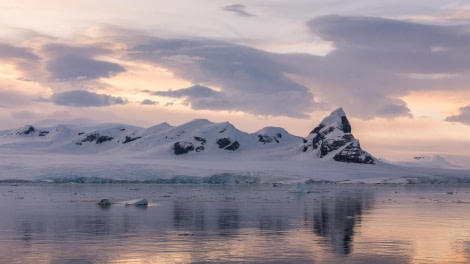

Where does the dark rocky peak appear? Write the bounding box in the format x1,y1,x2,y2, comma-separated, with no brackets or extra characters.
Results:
309,108,351,135
14,125,36,136
256,127,288,144
303,108,375,164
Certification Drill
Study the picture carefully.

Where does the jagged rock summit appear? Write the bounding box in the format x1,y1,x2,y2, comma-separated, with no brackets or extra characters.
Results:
303,108,375,164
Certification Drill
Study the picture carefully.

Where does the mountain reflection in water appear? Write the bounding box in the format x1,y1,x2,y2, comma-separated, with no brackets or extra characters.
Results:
0,184,469,263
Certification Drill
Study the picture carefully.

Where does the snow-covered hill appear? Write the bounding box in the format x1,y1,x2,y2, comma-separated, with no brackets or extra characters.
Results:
0,108,469,184
0,108,373,161
388,154,462,169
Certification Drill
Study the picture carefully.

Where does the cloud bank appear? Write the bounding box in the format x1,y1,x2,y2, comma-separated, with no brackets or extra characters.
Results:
1,15,470,122
129,38,318,117
445,106,470,126
51,90,127,107
41,44,125,81
154,84,232,110
288,15,470,119
46,54,125,81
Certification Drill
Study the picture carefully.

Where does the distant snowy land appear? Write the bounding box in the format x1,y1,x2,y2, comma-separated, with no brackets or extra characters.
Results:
1,108,469,184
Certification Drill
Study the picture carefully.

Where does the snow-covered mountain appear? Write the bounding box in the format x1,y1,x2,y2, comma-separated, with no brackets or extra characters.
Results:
302,108,375,164
1,108,469,184
0,108,375,163
389,154,462,169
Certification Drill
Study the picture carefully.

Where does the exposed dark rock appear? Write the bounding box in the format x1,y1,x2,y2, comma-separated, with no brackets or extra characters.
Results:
333,141,375,164
318,134,354,158
341,116,352,133
219,128,227,133
97,135,114,144
309,124,324,135
257,134,280,144
173,141,194,155
78,132,84,135
79,133,114,144
194,136,207,144
303,108,375,164
224,141,240,151
195,146,205,152
217,138,232,148
24,126,35,134
122,136,142,144
38,131,50,136
216,138,240,151
15,125,35,135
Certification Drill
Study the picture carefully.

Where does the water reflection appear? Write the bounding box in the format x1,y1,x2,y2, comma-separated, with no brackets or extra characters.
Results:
1,184,470,263
217,207,239,236
173,201,205,231
305,190,372,255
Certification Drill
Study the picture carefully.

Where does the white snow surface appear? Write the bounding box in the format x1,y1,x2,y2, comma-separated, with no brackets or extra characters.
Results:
1,117,469,184
386,154,463,170
319,107,347,130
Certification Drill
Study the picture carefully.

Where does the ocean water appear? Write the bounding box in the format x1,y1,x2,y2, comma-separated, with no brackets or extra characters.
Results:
0,183,469,264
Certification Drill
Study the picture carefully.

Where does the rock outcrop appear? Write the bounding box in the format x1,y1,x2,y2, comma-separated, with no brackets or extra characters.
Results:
303,108,375,164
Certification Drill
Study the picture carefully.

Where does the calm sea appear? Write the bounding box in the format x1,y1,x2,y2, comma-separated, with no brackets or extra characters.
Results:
0,183,469,263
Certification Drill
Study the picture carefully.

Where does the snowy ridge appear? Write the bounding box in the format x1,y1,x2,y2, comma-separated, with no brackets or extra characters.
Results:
1,108,469,184
388,154,462,169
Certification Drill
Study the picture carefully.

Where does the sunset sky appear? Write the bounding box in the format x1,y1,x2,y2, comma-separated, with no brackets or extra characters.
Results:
1,1,470,162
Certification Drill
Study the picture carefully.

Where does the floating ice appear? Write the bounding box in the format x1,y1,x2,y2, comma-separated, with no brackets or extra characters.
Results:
96,198,148,207
124,198,148,206
97,198,112,206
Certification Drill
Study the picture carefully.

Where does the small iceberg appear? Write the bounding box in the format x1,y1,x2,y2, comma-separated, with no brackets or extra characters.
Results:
124,198,148,206
97,198,112,206
96,198,148,207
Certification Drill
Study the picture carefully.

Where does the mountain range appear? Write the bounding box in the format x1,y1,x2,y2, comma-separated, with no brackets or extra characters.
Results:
1,108,469,184
1,108,375,163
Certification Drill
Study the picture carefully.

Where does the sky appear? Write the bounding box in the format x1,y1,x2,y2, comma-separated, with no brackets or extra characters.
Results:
1,0,470,163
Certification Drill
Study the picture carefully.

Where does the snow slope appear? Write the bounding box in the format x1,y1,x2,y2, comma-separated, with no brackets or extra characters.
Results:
0,109,469,184
387,154,463,170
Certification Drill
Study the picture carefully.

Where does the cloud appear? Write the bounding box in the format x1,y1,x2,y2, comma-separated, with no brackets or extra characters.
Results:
222,4,256,17
0,42,43,80
445,106,470,125
154,84,232,110
140,99,158,105
282,15,470,119
0,43,39,61
129,38,318,117
50,90,127,107
0,89,40,107
46,54,125,81
41,43,112,58
38,43,125,81
155,84,224,98
377,103,413,118
10,110,38,119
